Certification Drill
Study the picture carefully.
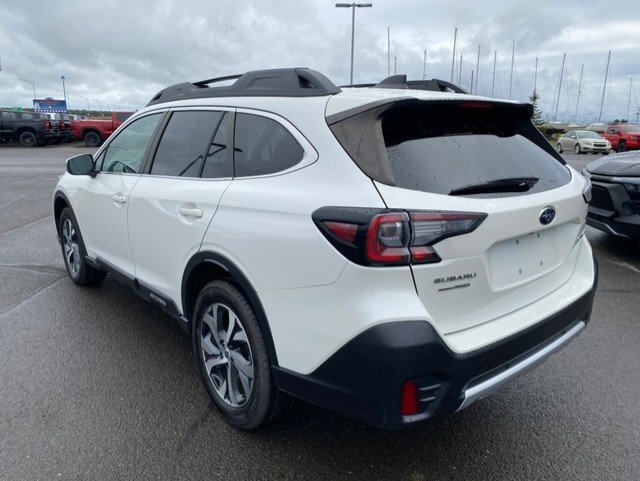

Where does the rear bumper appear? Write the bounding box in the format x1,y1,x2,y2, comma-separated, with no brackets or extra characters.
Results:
273,259,597,428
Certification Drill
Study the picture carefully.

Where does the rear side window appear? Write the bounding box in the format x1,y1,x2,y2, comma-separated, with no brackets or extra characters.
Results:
234,113,304,177
150,111,223,177
382,104,570,196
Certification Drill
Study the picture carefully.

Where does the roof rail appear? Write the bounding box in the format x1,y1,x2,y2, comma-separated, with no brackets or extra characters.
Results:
340,75,469,94
146,68,341,106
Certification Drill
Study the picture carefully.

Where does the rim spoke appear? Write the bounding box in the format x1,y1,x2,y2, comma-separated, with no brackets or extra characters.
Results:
205,357,227,373
66,248,74,265
218,377,227,400
229,350,253,380
224,311,237,345
202,333,221,356
236,367,251,398
227,365,238,406
203,308,224,350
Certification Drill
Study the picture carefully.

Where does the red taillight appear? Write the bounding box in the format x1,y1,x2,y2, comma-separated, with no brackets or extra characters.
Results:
366,212,411,264
401,380,420,416
323,221,358,243
314,207,486,267
44,120,52,130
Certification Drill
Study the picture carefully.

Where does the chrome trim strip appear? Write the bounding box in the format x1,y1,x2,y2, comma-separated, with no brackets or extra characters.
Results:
457,321,586,411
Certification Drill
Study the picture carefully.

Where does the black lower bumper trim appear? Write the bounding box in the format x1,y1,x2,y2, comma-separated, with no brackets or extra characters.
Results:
273,261,597,428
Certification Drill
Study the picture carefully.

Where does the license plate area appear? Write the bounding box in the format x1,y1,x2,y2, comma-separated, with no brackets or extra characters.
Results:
487,229,560,290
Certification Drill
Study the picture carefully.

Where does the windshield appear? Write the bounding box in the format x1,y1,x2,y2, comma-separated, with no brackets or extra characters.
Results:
577,131,601,139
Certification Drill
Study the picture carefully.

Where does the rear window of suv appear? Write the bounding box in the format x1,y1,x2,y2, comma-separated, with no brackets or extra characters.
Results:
330,100,570,197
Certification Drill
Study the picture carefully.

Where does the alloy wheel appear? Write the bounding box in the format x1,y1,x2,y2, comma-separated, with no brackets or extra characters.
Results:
62,218,81,277
200,303,254,408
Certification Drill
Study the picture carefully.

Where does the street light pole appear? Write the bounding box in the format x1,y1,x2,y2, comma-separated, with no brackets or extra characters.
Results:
61,75,68,111
18,78,37,100
335,3,372,85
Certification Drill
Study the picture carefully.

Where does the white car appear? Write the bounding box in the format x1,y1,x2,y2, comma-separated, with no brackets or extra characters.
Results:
53,68,597,429
557,130,611,155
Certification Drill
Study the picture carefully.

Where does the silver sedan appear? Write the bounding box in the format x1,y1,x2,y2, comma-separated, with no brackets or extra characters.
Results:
557,130,611,155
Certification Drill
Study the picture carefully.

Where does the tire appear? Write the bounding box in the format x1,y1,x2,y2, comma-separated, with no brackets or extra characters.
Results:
556,143,563,153
58,207,107,286
602,151,610,155
193,280,294,430
83,131,102,147
18,131,37,147
618,142,627,153
574,143,582,154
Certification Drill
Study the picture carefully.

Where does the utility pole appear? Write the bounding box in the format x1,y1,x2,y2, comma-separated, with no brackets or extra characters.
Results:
574,64,584,122
458,54,463,85
598,50,611,122
491,51,497,97
470,70,474,94
422,49,427,80
450,27,457,83
387,27,390,77
394,56,397,75
474,45,481,94
508,39,515,100
554,53,566,122
335,3,373,85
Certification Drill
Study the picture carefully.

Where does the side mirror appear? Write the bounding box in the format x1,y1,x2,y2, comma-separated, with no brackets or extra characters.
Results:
67,154,96,176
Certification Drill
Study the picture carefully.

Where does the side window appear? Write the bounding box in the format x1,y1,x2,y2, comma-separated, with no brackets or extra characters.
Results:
234,113,304,177
150,111,223,177
102,113,162,174
201,113,233,179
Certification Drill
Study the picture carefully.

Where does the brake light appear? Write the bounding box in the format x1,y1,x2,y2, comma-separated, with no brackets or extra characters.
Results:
44,120,52,130
315,207,486,267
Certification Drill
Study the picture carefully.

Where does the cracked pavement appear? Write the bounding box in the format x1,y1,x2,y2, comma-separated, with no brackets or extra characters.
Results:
0,145,639,480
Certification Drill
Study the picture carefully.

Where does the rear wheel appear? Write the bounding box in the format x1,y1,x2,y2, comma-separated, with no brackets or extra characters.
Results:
574,143,582,154
556,143,563,153
83,131,102,147
193,280,293,429
18,131,37,147
58,208,107,286
618,142,627,152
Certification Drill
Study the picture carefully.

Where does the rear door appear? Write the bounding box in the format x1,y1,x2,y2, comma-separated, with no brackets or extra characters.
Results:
127,108,234,307
362,102,587,342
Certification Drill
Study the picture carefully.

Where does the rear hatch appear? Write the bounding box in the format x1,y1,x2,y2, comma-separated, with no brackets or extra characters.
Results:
330,98,587,345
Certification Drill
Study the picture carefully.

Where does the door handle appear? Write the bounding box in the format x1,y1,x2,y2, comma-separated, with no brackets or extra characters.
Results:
112,193,126,204
179,207,203,219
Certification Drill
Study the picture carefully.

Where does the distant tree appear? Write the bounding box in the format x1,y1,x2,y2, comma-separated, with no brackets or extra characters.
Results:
529,90,545,127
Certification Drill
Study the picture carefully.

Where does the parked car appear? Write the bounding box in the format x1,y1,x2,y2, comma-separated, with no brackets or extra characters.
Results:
53,68,597,430
603,124,640,152
38,113,74,144
583,150,640,239
557,130,611,154
71,111,134,147
0,110,59,147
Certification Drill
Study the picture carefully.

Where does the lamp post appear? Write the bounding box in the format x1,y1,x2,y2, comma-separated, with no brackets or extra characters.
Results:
94,99,102,112
19,78,37,100
335,2,372,85
78,95,90,111
61,75,68,111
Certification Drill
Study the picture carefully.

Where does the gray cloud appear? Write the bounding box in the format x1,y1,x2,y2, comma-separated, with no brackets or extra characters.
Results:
0,0,638,123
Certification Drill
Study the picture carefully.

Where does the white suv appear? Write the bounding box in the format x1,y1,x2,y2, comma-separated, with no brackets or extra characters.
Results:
53,68,597,429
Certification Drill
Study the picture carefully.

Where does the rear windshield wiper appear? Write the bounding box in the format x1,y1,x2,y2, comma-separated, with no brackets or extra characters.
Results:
449,177,539,196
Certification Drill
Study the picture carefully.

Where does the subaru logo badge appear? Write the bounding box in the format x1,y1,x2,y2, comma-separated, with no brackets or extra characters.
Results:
539,207,556,225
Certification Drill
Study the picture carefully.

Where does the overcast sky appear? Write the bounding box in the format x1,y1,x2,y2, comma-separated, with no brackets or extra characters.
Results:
1,0,639,123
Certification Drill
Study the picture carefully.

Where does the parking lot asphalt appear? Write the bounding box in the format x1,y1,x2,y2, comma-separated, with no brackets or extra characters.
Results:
1,144,639,480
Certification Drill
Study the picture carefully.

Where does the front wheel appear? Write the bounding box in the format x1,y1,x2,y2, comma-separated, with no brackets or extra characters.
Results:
58,208,107,286
574,143,582,154
556,143,563,153
193,280,293,430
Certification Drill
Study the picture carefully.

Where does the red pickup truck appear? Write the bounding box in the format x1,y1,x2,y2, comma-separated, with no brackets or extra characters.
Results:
71,112,134,147
603,124,640,152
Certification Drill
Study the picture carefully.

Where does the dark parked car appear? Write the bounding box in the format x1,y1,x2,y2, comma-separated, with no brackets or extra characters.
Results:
583,151,640,239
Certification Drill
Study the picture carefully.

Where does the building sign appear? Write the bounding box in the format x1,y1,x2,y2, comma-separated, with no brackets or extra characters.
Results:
33,97,68,113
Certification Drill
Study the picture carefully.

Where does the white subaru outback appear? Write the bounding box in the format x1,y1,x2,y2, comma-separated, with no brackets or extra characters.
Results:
53,68,597,429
